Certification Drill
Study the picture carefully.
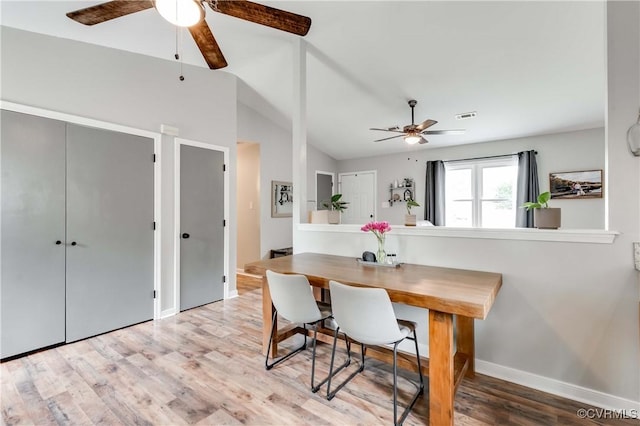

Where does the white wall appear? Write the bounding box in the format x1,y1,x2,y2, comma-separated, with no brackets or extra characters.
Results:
1,27,238,314
236,104,338,258
338,128,605,229
237,102,293,259
236,142,261,269
294,1,640,409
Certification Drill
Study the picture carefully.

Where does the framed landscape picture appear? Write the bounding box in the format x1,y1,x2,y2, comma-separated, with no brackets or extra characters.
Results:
549,170,603,199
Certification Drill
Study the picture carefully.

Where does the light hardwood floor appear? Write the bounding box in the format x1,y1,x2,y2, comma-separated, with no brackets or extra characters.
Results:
1,278,635,425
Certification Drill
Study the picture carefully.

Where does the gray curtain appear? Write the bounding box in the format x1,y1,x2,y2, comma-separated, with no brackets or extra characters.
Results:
516,150,539,228
425,160,446,225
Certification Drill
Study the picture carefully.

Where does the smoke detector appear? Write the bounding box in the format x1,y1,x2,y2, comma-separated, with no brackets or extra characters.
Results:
455,111,477,120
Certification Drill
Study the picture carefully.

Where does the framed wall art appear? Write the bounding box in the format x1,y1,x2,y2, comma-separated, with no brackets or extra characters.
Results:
271,181,293,217
549,170,603,199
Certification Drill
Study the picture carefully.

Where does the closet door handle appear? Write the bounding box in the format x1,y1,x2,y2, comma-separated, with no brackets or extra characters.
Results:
71,241,77,246
55,240,62,245
182,233,190,239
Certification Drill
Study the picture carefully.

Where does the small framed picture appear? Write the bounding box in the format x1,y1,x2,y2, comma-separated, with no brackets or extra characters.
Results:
549,170,603,199
271,181,293,217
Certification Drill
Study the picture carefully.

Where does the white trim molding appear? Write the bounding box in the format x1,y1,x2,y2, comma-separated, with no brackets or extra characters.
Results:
159,308,177,319
476,360,640,413
298,223,619,244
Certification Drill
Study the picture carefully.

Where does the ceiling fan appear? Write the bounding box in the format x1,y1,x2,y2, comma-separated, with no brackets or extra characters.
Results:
370,100,465,145
66,0,312,70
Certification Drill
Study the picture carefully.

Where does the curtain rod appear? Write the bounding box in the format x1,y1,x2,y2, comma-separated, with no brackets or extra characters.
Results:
443,150,537,164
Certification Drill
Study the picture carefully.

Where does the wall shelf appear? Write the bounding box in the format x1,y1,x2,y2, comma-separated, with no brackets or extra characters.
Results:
389,178,414,206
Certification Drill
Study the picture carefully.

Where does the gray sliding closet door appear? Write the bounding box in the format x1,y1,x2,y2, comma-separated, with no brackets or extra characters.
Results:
180,144,225,311
1,110,67,358
65,124,154,342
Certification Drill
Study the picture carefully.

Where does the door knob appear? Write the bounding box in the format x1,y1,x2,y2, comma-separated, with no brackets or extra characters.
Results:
71,241,77,246
182,233,190,239
55,240,62,245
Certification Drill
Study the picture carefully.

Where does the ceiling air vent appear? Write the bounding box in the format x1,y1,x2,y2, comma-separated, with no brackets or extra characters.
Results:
455,111,477,120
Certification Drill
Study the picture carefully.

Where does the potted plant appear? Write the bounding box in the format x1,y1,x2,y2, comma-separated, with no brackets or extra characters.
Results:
521,191,561,229
323,193,348,224
405,199,420,226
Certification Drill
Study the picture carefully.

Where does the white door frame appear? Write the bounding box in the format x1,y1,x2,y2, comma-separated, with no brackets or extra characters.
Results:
174,138,230,314
0,101,162,320
338,170,377,221
315,170,335,209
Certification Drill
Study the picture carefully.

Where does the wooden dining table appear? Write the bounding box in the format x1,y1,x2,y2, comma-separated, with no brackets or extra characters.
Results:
244,252,502,426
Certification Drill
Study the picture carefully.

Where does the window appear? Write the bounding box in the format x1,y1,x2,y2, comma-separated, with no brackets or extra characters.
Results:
444,157,518,228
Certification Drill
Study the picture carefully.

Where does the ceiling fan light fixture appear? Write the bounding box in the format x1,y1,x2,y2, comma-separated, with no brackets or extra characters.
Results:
155,0,204,27
404,134,422,145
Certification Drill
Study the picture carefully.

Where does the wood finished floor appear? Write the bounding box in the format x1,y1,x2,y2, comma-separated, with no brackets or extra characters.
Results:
1,279,635,426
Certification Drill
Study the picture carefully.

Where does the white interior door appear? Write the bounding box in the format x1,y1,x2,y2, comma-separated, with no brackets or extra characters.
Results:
339,171,376,224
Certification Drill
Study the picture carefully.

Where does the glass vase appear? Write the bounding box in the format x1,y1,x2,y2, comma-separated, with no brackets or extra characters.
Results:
376,235,387,264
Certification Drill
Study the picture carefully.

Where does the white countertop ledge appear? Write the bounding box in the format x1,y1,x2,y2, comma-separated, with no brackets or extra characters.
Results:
297,224,619,244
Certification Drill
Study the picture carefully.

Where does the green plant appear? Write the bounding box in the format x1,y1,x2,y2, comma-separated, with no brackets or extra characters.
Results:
406,199,420,215
323,193,349,212
521,191,551,210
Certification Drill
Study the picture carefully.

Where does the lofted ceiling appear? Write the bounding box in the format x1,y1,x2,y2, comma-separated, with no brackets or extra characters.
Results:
1,1,606,160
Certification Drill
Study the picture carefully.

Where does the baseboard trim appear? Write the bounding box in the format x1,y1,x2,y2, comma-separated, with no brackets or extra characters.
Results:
160,308,177,319
476,359,640,412
226,290,239,299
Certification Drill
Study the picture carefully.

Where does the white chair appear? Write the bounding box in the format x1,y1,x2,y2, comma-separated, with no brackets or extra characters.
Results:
265,270,349,392
326,280,424,426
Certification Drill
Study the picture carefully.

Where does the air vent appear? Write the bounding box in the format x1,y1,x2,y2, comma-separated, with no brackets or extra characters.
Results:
455,111,477,120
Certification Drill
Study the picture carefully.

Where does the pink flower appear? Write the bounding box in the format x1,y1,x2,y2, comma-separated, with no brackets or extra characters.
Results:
361,221,391,241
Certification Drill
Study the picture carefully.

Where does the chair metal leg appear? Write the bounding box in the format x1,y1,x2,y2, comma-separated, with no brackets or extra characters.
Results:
325,327,342,397
325,330,425,425
327,331,366,400
393,343,399,425
264,310,307,371
264,309,351,394
394,330,425,426
310,322,351,393
310,324,318,389
413,329,424,389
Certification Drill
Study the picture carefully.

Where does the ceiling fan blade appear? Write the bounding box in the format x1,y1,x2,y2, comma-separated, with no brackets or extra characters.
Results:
415,119,438,131
374,134,405,142
369,128,405,133
66,0,153,25
418,137,429,144
188,20,228,69
209,0,312,36
422,129,466,135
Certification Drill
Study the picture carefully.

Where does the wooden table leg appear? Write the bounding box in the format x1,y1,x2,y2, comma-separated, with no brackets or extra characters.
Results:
456,315,475,378
262,276,277,358
429,310,454,426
